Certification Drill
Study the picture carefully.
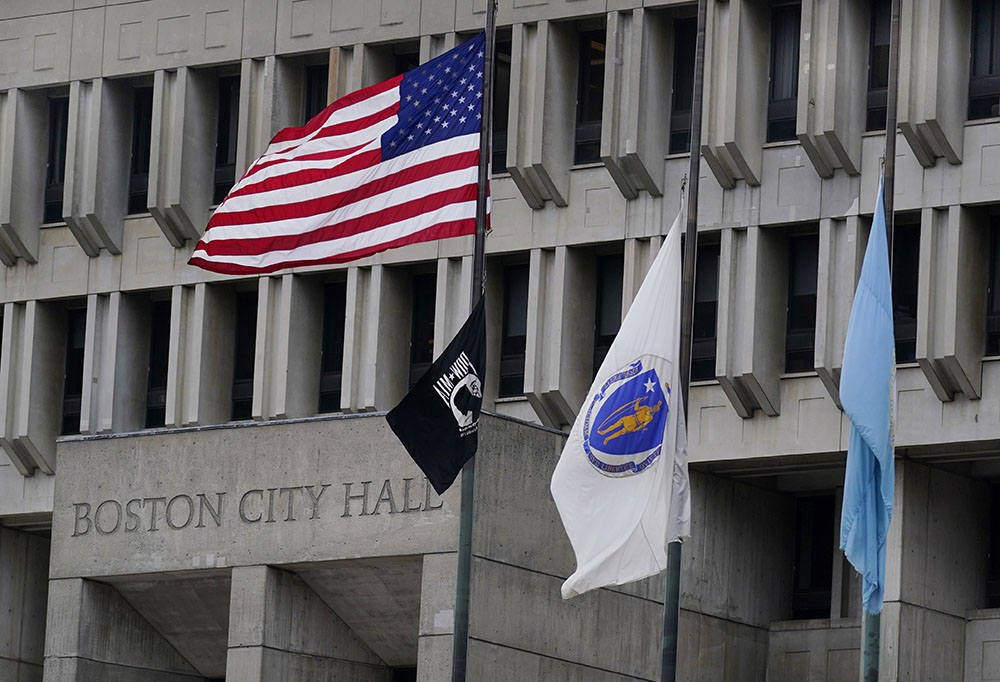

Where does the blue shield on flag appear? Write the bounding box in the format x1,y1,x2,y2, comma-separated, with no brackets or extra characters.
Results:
583,358,670,477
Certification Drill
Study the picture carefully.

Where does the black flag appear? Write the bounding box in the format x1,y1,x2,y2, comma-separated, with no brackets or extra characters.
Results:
386,297,486,495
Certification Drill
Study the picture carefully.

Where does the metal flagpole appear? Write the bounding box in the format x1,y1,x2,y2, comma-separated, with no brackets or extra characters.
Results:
451,1,496,680
661,0,707,679
862,0,899,679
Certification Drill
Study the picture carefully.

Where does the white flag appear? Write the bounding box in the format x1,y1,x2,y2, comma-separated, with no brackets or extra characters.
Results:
550,209,690,599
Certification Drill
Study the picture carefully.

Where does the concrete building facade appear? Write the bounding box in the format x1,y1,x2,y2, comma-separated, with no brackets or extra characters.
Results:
1,0,999,680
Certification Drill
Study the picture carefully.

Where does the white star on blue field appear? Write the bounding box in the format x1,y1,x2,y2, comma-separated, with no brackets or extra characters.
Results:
382,33,485,160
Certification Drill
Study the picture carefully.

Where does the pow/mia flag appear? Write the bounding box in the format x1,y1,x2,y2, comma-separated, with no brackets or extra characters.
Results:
386,297,486,495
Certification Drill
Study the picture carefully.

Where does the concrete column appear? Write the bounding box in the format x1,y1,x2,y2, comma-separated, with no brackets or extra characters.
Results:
701,0,769,188
880,461,989,681
602,8,670,198
63,77,130,256
523,246,596,429
237,55,278,179
43,578,203,681
0,527,49,682
253,274,322,420
433,256,473,359
0,300,66,475
507,21,577,208
715,226,787,418
177,283,238,427
796,0,867,178
814,216,866,408
416,553,456,682
0,87,46,264
226,565,391,682
897,0,972,166
79,292,149,434
916,205,990,401
148,67,215,247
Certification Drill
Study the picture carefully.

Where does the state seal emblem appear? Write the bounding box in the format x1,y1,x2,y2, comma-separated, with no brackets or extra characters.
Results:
583,357,671,477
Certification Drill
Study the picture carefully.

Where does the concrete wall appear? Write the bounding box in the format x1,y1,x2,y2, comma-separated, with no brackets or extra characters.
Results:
0,527,48,682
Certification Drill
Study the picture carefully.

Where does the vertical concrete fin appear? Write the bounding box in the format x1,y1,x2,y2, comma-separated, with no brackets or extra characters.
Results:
0,89,44,264
0,302,32,475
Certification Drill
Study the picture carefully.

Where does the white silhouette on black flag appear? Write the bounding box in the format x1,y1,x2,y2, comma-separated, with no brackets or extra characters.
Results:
386,297,486,494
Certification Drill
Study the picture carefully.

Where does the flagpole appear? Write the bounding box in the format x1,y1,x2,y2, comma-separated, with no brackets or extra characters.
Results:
451,2,496,680
661,0,707,679
862,0,899,679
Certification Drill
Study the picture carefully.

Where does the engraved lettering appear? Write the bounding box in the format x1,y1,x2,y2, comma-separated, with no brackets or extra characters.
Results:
124,499,142,532
265,488,277,523
166,495,194,530
72,503,92,537
342,481,371,517
239,489,263,523
424,478,444,511
304,484,330,520
279,487,301,522
196,493,225,528
372,479,398,515
402,478,423,513
144,497,167,531
95,500,122,535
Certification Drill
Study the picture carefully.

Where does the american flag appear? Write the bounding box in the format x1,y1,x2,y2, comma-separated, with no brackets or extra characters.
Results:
189,34,487,275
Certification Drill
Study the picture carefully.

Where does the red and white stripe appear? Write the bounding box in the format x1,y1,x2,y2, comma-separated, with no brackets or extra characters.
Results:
189,77,481,275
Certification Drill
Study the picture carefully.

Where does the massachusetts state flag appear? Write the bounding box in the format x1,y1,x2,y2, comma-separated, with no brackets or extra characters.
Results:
550,209,690,599
189,34,487,275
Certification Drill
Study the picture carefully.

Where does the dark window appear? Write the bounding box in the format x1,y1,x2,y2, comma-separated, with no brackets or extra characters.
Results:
575,31,606,165
492,41,512,174
44,97,69,224
866,0,890,131
145,300,171,428
593,255,623,377
409,274,436,389
692,243,720,381
214,75,240,205
767,3,801,143
892,222,920,363
128,86,154,214
304,64,329,123
392,669,417,682
669,18,697,155
319,281,346,413
792,495,834,619
988,218,1000,356
785,234,818,373
970,0,1000,119
499,264,529,398
231,292,257,421
395,52,419,76
62,308,87,435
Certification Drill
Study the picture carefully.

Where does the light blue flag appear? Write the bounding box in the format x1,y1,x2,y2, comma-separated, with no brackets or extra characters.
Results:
839,177,896,614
